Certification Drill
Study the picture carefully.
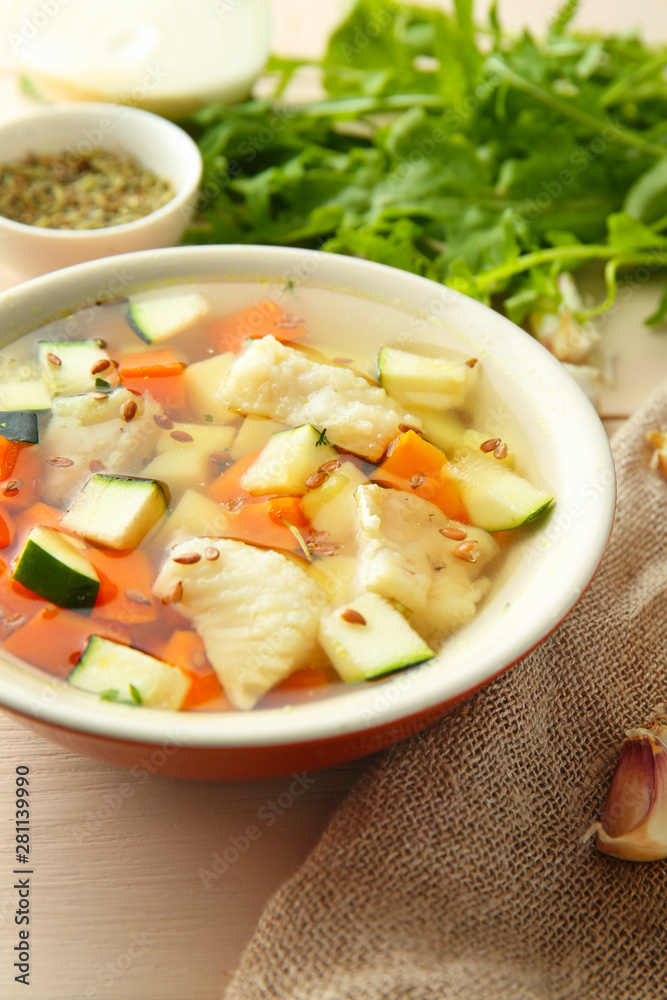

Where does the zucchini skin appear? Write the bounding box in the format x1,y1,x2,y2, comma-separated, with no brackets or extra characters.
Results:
125,306,153,345
0,411,39,444
13,539,99,613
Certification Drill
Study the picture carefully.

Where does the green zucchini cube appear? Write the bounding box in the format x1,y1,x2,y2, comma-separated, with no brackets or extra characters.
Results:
12,525,100,613
62,474,169,550
69,636,190,710
319,592,435,684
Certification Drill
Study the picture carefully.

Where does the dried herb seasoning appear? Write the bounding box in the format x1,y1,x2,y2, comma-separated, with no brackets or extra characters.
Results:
0,149,173,230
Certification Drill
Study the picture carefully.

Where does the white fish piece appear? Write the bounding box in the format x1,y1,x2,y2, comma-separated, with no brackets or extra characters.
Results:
219,335,419,461
152,537,328,710
352,484,498,639
41,387,161,505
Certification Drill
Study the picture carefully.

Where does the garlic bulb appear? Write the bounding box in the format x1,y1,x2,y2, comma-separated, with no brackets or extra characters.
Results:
592,711,667,862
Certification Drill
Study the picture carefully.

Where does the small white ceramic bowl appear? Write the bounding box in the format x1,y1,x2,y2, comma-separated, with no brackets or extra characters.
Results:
0,246,615,780
0,103,202,280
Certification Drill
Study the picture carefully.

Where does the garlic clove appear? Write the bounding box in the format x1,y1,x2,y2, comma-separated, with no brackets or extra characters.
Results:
592,716,667,862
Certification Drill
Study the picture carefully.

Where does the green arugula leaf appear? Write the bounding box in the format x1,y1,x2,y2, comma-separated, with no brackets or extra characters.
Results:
178,0,667,330
624,158,667,226
607,213,667,252
646,285,667,327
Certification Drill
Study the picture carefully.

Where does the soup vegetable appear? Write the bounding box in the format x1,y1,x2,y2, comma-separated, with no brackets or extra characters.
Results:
0,284,553,711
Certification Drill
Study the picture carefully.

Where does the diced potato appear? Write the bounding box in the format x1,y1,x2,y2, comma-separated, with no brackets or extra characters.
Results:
230,416,286,462
156,422,236,455
301,463,359,521
182,352,239,425
309,462,368,546
151,488,229,552
141,449,210,501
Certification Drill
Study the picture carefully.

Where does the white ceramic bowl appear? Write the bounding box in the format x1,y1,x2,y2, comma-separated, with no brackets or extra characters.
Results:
0,246,615,780
0,103,202,280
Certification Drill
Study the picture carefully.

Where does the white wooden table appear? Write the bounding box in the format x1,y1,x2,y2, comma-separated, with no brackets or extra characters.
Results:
0,2,665,997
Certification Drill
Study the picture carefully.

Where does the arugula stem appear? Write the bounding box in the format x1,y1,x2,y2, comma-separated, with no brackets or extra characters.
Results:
575,253,667,322
599,55,667,108
486,56,667,159
290,94,445,118
476,244,614,290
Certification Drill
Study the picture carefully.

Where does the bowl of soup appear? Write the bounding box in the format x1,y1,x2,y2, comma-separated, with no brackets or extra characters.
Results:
0,246,614,779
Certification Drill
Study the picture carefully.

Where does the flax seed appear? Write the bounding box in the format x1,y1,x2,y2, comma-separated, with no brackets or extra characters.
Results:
170,430,193,443
125,589,152,607
46,352,61,366
341,608,366,625
204,547,219,561
318,459,341,474
386,435,401,457
480,438,500,453
47,457,73,467
172,552,201,565
409,471,426,489
439,527,467,541
89,459,105,472
154,414,174,430
121,399,137,423
190,650,208,670
90,359,110,374
494,442,508,460
454,540,478,562
306,471,327,489
161,580,183,605
466,358,478,368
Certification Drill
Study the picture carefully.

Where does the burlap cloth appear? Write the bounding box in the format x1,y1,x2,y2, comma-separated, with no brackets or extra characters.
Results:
227,383,667,1000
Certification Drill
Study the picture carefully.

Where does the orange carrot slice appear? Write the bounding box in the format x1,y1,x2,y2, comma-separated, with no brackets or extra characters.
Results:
267,496,309,527
88,548,158,626
14,502,62,535
276,665,331,691
0,509,14,549
207,300,306,354
1,607,130,677
118,350,187,379
121,375,185,411
223,500,308,552
0,446,40,512
371,429,468,522
208,450,261,505
119,349,187,410
161,630,226,710
0,437,20,481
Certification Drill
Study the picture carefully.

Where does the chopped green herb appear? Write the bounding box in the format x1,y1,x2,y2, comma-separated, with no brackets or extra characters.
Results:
100,686,142,707
204,414,213,422
315,428,330,447
94,377,112,392
100,689,120,703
